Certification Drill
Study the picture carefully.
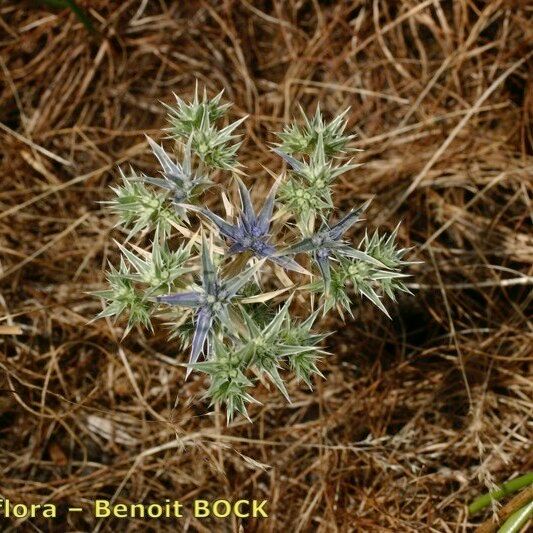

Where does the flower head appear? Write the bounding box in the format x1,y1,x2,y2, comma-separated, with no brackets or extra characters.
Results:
361,226,415,302
143,136,211,206
165,84,246,170
240,301,327,399
283,200,384,293
156,235,262,376
193,336,259,423
93,258,153,336
191,178,308,274
105,170,181,239
274,134,360,189
276,105,355,157
274,133,360,230
165,84,231,139
311,227,415,318
116,229,191,292
189,112,246,170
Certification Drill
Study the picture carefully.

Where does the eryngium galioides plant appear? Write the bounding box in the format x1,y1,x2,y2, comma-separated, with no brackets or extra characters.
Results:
95,85,415,423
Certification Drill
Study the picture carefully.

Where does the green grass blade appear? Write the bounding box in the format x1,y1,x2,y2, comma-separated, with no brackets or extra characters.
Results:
498,501,533,533
468,473,533,516
35,0,94,32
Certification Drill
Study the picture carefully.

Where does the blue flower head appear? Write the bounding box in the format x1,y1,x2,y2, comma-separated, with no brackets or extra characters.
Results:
144,136,211,206
191,178,308,274
284,200,385,292
156,234,262,377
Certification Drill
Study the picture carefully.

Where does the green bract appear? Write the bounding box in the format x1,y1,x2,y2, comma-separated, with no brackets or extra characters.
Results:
164,83,246,170
93,259,153,336
165,84,231,138
116,230,192,292
106,171,181,239
277,105,355,156
95,85,416,423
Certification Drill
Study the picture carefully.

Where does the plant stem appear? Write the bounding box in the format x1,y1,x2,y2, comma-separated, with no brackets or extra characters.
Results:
64,0,94,31
497,501,533,533
36,0,94,32
476,486,533,533
469,473,533,516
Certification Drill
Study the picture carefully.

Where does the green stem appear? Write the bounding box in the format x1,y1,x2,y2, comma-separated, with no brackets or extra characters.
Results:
63,0,94,31
469,473,533,516
36,0,94,32
498,501,533,533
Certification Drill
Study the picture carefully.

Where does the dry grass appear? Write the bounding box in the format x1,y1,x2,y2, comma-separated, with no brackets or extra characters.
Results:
1,1,532,531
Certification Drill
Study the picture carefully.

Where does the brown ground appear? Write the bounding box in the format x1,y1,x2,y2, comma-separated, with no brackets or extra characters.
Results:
0,1,532,532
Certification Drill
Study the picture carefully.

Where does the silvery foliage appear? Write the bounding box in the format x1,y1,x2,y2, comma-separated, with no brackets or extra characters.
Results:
96,85,415,423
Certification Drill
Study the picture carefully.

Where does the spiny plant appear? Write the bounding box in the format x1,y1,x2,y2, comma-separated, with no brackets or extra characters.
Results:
95,84,415,423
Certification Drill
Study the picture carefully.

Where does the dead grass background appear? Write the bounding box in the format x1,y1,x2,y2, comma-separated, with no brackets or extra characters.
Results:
0,1,532,531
